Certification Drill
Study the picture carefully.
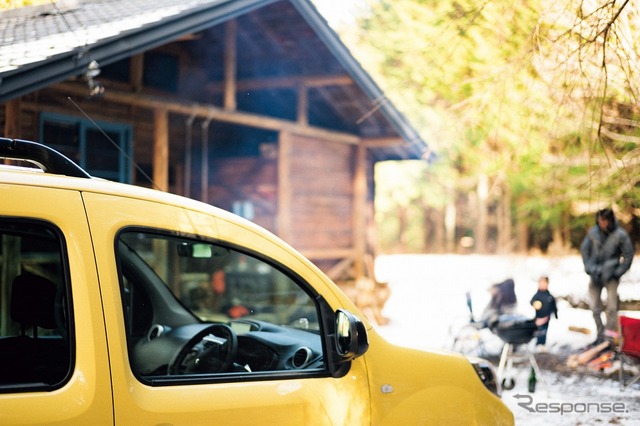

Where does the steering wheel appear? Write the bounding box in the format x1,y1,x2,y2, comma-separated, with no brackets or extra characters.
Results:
168,324,237,375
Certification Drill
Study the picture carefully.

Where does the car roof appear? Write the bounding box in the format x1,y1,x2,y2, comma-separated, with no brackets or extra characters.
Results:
0,163,233,221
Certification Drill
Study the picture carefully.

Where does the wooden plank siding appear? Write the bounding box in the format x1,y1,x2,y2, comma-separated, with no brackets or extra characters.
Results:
208,156,277,232
286,134,354,256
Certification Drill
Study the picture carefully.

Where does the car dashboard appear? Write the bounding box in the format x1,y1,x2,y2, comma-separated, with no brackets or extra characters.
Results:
131,319,324,377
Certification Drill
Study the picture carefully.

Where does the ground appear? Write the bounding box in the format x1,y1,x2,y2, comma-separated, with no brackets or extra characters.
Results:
373,254,640,426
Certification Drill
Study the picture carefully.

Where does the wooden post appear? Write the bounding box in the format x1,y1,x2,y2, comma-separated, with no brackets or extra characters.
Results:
277,131,292,241
224,19,237,111
153,108,169,192
297,84,308,125
183,114,196,198
130,54,144,92
201,118,211,203
353,142,367,279
3,99,21,138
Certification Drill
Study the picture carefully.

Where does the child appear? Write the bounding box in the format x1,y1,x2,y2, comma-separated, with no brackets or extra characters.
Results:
530,276,558,351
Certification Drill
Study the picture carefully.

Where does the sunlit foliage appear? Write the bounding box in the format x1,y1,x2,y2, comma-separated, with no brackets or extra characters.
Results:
349,0,640,253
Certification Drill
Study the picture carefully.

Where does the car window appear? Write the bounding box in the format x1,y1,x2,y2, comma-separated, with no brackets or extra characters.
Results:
117,230,324,381
0,220,72,391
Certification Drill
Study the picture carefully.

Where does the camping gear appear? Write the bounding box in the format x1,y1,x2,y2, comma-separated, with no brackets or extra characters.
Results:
492,315,545,392
619,314,640,389
493,316,537,344
452,281,546,392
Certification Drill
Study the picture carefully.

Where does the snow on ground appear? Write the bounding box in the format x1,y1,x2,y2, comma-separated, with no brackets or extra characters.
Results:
373,254,640,426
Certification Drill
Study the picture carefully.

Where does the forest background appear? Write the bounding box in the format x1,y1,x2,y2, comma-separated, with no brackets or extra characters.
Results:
320,0,640,255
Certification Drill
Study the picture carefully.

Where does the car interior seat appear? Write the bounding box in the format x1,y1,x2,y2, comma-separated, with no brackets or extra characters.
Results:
0,273,69,386
10,273,58,336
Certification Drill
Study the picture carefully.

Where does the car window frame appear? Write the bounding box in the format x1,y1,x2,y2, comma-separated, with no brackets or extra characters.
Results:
114,226,334,387
0,217,76,393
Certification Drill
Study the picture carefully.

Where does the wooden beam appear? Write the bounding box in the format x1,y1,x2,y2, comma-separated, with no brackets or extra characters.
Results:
50,82,361,145
363,136,405,148
207,74,353,92
153,108,169,192
224,19,237,111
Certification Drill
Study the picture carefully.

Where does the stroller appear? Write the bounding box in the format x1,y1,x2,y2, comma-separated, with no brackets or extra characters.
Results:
454,279,544,391
450,279,519,357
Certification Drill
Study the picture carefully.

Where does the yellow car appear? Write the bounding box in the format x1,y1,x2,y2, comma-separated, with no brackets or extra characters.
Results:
0,139,513,425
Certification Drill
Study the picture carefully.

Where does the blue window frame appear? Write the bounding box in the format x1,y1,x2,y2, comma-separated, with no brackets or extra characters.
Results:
39,113,132,183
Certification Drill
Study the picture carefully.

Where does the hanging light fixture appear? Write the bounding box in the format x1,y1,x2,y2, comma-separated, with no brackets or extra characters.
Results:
84,60,104,97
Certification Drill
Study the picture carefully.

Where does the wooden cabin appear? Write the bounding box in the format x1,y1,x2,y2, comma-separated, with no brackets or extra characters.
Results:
0,0,429,308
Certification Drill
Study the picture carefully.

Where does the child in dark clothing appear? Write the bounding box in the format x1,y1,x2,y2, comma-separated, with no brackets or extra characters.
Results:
530,276,558,351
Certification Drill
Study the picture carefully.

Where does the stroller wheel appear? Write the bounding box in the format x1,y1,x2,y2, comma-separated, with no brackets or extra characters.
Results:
501,377,515,390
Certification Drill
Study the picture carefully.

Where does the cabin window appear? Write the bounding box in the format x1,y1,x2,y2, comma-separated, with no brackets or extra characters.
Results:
39,113,132,182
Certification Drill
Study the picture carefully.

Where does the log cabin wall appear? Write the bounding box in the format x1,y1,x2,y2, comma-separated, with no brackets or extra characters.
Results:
284,134,354,261
208,156,277,233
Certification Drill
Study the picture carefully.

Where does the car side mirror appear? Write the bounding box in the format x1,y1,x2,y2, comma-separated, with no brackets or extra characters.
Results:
335,309,369,361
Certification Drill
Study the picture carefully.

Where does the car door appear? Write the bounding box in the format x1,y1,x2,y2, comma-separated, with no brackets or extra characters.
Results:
82,191,371,425
0,182,113,425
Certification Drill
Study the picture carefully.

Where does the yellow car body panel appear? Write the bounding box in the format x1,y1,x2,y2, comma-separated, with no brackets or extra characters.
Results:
0,182,113,425
364,332,513,425
82,191,372,425
0,165,513,425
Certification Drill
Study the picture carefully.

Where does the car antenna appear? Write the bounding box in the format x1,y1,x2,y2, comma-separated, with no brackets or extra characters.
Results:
67,96,160,190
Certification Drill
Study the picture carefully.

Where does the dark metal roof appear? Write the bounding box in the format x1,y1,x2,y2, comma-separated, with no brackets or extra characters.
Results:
0,0,429,161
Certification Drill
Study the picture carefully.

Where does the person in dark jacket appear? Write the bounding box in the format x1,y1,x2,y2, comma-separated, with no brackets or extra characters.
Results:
530,276,557,350
580,208,634,344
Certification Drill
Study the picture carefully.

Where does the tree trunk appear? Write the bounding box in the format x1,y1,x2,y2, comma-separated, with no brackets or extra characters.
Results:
422,206,432,253
433,206,445,253
475,173,489,253
398,205,408,252
445,186,456,252
497,183,512,253
517,207,529,253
